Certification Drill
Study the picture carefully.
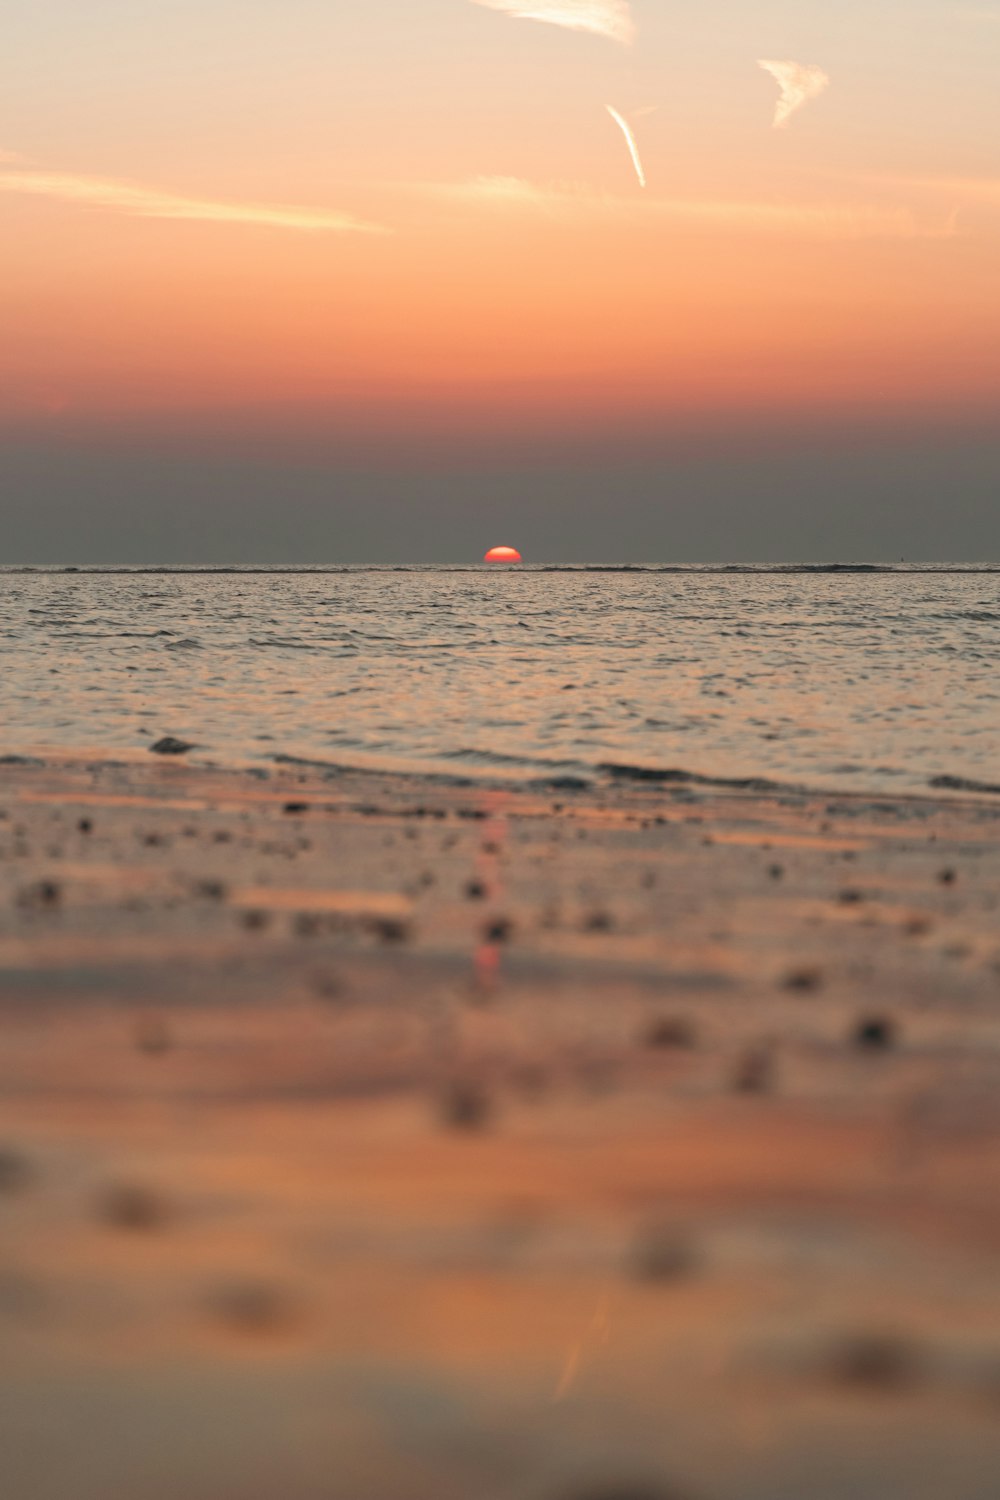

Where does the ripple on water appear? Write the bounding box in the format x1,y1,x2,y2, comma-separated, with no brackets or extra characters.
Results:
1,567,998,794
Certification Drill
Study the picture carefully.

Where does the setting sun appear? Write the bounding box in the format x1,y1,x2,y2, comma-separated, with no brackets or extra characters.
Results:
484,545,522,563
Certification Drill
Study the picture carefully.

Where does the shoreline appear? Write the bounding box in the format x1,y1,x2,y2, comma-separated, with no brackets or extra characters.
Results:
4,743,1000,809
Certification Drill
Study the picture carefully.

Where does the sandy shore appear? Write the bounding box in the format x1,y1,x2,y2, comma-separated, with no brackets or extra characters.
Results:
1,752,999,1500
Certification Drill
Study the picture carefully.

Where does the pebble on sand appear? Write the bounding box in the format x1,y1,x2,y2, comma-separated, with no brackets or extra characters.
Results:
150,737,196,756
439,1081,492,1131
134,1016,172,1056
97,1184,169,1232
853,1016,897,1050
551,1482,696,1500
0,1148,34,1195
642,1017,697,1050
16,880,61,909
629,1226,700,1283
782,965,824,992
582,909,616,932
205,1279,298,1335
824,1331,923,1391
732,1045,775,1094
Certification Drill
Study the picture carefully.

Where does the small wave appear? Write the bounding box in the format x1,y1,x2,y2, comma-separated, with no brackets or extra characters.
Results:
438,746,590,771
599,762,784,791
929,774,1000,795
248,637,317,650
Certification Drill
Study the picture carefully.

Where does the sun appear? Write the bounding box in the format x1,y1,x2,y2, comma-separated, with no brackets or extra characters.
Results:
484,545,522,564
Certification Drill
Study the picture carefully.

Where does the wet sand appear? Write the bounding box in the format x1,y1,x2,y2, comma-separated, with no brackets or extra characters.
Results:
1,752,999,1500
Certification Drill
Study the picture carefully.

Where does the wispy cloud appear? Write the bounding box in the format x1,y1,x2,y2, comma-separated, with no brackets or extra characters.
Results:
878,174,1000,202
425,175,559,204
0,167,383,233
606,106,646,188
418,177,935,238
758,60,830,129
469,0,634,45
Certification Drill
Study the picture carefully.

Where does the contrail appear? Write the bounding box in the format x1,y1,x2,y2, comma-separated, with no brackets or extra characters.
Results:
758,60,830,129
606,105,646,188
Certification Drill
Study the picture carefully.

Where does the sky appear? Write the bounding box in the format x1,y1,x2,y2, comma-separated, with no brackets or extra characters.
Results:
2,0,1000,562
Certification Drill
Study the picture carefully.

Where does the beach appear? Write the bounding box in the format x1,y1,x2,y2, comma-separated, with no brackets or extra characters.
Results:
2,750,999,1500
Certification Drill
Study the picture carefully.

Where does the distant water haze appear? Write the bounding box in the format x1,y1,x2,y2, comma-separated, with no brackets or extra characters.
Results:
3,567,998,796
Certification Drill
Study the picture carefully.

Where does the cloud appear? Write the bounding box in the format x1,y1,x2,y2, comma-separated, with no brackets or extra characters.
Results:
469,0,634,45
0,167,383,233
758,59,830,129
605,106,646,188
880,174,1000,202
418,177,933,238
427,175,559,204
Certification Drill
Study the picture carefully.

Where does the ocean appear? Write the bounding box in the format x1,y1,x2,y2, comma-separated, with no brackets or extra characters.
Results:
2,564,998,795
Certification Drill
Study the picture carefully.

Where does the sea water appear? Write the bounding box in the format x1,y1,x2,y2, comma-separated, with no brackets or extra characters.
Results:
2,565,998,796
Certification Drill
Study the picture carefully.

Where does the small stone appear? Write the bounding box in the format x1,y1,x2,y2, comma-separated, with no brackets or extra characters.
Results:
193,879,227,901
283,802,309,815
369,917,411,944
150,737,195,756
768,863,785,880
552,1482,693,1500
206,1280,295,1335
135,1016,171,1055
484,916,513,943
825,1332,922,1391
582,910,615,933
630,1227,699,1283
311,971,345,1002
98,1184,168,1231
838,888,865,905
240,909,270,931
643,1017,696,1050
464,879,486,900
732,1046,774,1094
853,1016,896,1050
782,966,823,993
77,818,93,834
439,1082,492,1131
16,880,61,909
0,1149,34,1195
938,867,957,885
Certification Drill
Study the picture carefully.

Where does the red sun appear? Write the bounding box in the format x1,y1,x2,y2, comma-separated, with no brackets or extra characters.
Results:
484,545,522,564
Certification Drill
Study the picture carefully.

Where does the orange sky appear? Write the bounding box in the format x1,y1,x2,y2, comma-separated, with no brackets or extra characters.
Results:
3,0,1000,460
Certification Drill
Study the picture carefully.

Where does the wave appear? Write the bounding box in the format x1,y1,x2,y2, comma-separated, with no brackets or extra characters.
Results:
598,761,784,791
928,774,1000,795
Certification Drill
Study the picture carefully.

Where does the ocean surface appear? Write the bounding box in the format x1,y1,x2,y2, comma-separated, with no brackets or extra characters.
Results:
2,565,998,796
